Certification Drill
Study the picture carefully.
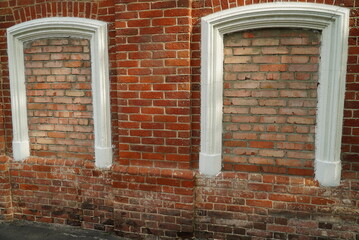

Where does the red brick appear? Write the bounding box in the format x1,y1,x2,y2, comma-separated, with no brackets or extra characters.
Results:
164,9,189,17
127,2,149,10
248,183,273,192
249,141,274,148
127,19,150,27
20,184,39,191
291,47,320,55
287,168,314,176
281,56,309,63
139,10,163,18
260,64,286,72
269,193,296,202
152,18,176,26
233,47,261,55
140,92,163,99
288,64,318,72
287,117,315,125
262,47,289,54
246,199,272,208
1,6,357,240
253,56,280,63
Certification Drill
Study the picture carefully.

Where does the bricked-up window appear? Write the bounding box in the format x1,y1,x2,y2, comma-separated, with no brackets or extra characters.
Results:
222,28,320,175
24,37,94,160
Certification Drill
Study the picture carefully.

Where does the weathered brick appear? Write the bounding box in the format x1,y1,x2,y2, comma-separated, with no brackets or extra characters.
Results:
223,28,319,176
1,4,358,240
291,47,320,55
252,38,279,46
233,47,261,55
25,37,93,160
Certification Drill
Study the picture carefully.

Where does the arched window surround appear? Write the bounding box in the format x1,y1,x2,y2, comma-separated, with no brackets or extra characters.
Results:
199,3,349,186
7,17,112,168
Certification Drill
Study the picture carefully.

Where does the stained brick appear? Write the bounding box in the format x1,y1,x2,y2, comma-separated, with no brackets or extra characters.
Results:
233,47,261,55
223,28,319,176
25,38,93,160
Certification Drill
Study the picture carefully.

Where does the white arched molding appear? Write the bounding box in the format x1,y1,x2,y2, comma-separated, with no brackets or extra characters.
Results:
7,17,112,168
200,3,349,186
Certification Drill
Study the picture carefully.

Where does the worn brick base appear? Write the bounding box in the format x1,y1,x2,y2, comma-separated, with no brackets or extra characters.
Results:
195,173,359,239
10,160,195,239
0,156,12,221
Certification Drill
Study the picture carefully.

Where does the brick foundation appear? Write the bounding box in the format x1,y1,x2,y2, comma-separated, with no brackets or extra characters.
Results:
0,156,13,221
195,173,359,239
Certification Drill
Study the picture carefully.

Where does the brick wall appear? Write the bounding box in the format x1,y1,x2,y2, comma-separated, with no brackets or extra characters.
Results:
0,156,12,221
114,1,195,238
0,0,358,239
0,1,196,239
116,0,192,170
24,37,94,161
194,27,359,239
222,28,320,176
196,172,359,239
344,2,359,179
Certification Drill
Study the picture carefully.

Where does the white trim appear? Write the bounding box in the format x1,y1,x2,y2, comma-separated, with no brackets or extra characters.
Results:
7,17,113,169
200,3,349,186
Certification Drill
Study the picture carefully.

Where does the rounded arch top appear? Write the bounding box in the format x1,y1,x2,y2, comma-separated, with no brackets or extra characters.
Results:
10,2,101,25
7,17,107,41
201,2,349,33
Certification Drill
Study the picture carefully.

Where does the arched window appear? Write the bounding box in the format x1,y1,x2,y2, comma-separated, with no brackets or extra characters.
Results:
7,17,112,168
199,3,349,186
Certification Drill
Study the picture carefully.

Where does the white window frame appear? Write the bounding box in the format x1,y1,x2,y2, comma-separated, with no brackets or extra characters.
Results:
7,17,113,168
200,3,349,186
